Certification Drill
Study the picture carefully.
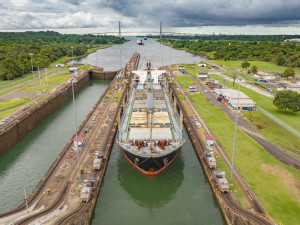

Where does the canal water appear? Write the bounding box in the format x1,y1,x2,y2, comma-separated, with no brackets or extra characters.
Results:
1,37,225,224
91,128,225,225
75,37,205,70
0,80,110,213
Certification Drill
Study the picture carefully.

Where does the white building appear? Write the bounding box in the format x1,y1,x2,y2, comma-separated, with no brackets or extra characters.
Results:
214,88,255,110
277,82,300,93
254,71,276,81
197,73,208,80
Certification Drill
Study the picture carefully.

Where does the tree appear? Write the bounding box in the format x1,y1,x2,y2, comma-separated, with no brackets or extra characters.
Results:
273,90,300,112
251,65,258,74
232,70,238,86
283,68,295,77
276,54,286,66
241,60,250,70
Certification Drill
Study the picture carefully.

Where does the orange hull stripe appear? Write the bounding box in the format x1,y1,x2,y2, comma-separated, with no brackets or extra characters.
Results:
121,149,180,175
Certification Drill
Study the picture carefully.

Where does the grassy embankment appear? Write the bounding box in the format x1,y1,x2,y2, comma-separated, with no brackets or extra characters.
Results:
209,60,300,76
208,74,300,133
50,44,111,66
174,73,300,224
189,93,300,225
175,76,252,209
243,110,300,159
183,65,300,155
0,98,33,118
47,74,71,84
21,85,57,93
0,73,72,118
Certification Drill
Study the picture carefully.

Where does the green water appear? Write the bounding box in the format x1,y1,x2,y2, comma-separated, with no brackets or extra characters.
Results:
91,128,225,225
0,80,110,213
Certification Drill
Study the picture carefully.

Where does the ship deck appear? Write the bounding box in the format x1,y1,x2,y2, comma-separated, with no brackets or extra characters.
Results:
118,83,183,157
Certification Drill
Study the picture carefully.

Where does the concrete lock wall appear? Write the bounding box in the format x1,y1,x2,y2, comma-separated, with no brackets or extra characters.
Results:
90,71,117,80
0,69,113,156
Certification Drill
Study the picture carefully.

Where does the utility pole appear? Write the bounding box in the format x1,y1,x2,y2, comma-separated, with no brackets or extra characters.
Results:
160,21,163,67
71,79,82,185
230,78,241,185
29,53,37,102
45,65,48,86
71,46,74,65
38,66,41,85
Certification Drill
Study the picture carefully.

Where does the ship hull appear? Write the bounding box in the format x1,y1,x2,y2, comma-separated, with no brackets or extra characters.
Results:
120,146,181,175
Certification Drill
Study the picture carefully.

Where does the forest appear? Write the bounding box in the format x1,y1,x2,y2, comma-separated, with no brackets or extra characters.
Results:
0,31,125,80
160,36,300,69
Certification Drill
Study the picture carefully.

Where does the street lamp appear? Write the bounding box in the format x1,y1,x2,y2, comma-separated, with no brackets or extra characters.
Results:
71,78,82,185
71,46,74,65
29,53,37,102
230,77,242,185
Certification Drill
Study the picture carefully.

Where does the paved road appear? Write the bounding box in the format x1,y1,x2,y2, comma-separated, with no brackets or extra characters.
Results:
187,72,300,170
205,62,274,99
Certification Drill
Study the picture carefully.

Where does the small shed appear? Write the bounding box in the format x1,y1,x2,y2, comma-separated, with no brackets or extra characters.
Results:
73,136,84,148
189,84,196,90
205,136,214,146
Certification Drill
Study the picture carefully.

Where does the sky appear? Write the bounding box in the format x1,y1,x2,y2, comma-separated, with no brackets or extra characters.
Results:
1,0,300,34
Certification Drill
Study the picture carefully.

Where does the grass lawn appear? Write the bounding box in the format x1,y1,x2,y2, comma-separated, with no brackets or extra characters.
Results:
174,75,195,89
243,111,300,153
209,74,300,132
209,60,300,75
0,98,33,118
47,74,71,84
189,93,300,225
21,85,57,93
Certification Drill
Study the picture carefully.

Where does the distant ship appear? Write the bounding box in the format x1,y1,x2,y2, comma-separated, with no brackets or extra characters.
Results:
118,57,184,175
137,39,144,45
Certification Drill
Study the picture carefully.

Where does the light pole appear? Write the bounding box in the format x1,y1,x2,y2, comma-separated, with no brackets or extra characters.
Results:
45,65,48,86
184,52,186,91
29,53,37,102
71,46,74,65
230,77,241,185
71,79,82,185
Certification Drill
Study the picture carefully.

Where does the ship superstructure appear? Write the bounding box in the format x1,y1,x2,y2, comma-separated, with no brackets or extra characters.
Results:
118,57,184,175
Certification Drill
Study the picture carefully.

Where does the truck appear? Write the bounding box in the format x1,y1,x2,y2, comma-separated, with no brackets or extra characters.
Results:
80,179,95,202
93,155,104,171
213,170,230,193
204,150,217,169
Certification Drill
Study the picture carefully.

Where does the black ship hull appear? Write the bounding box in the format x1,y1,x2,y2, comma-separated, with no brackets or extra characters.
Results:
120,147,181,175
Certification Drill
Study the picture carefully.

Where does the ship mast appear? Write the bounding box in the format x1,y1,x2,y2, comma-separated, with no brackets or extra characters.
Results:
146,57,154,144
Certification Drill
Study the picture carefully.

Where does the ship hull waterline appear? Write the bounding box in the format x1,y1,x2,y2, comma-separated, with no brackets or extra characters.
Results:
119,146,181,175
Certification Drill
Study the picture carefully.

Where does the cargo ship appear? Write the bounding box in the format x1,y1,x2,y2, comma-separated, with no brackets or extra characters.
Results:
137,39,144,45
118,57,184,175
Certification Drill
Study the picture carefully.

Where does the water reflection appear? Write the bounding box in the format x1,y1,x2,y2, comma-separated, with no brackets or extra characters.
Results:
117,152,184,208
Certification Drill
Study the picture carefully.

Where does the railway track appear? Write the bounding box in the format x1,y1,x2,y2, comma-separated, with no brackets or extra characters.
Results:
0,52,139,225
0,71,120,223
13,80,121,225
55,54,140,223
168,76,275,225
53,54,140,224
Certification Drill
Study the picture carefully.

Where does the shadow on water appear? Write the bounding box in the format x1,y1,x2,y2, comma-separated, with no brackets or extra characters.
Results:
117,152,184,209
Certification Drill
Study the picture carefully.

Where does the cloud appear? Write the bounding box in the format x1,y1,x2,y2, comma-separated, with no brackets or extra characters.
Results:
1,0,300,29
